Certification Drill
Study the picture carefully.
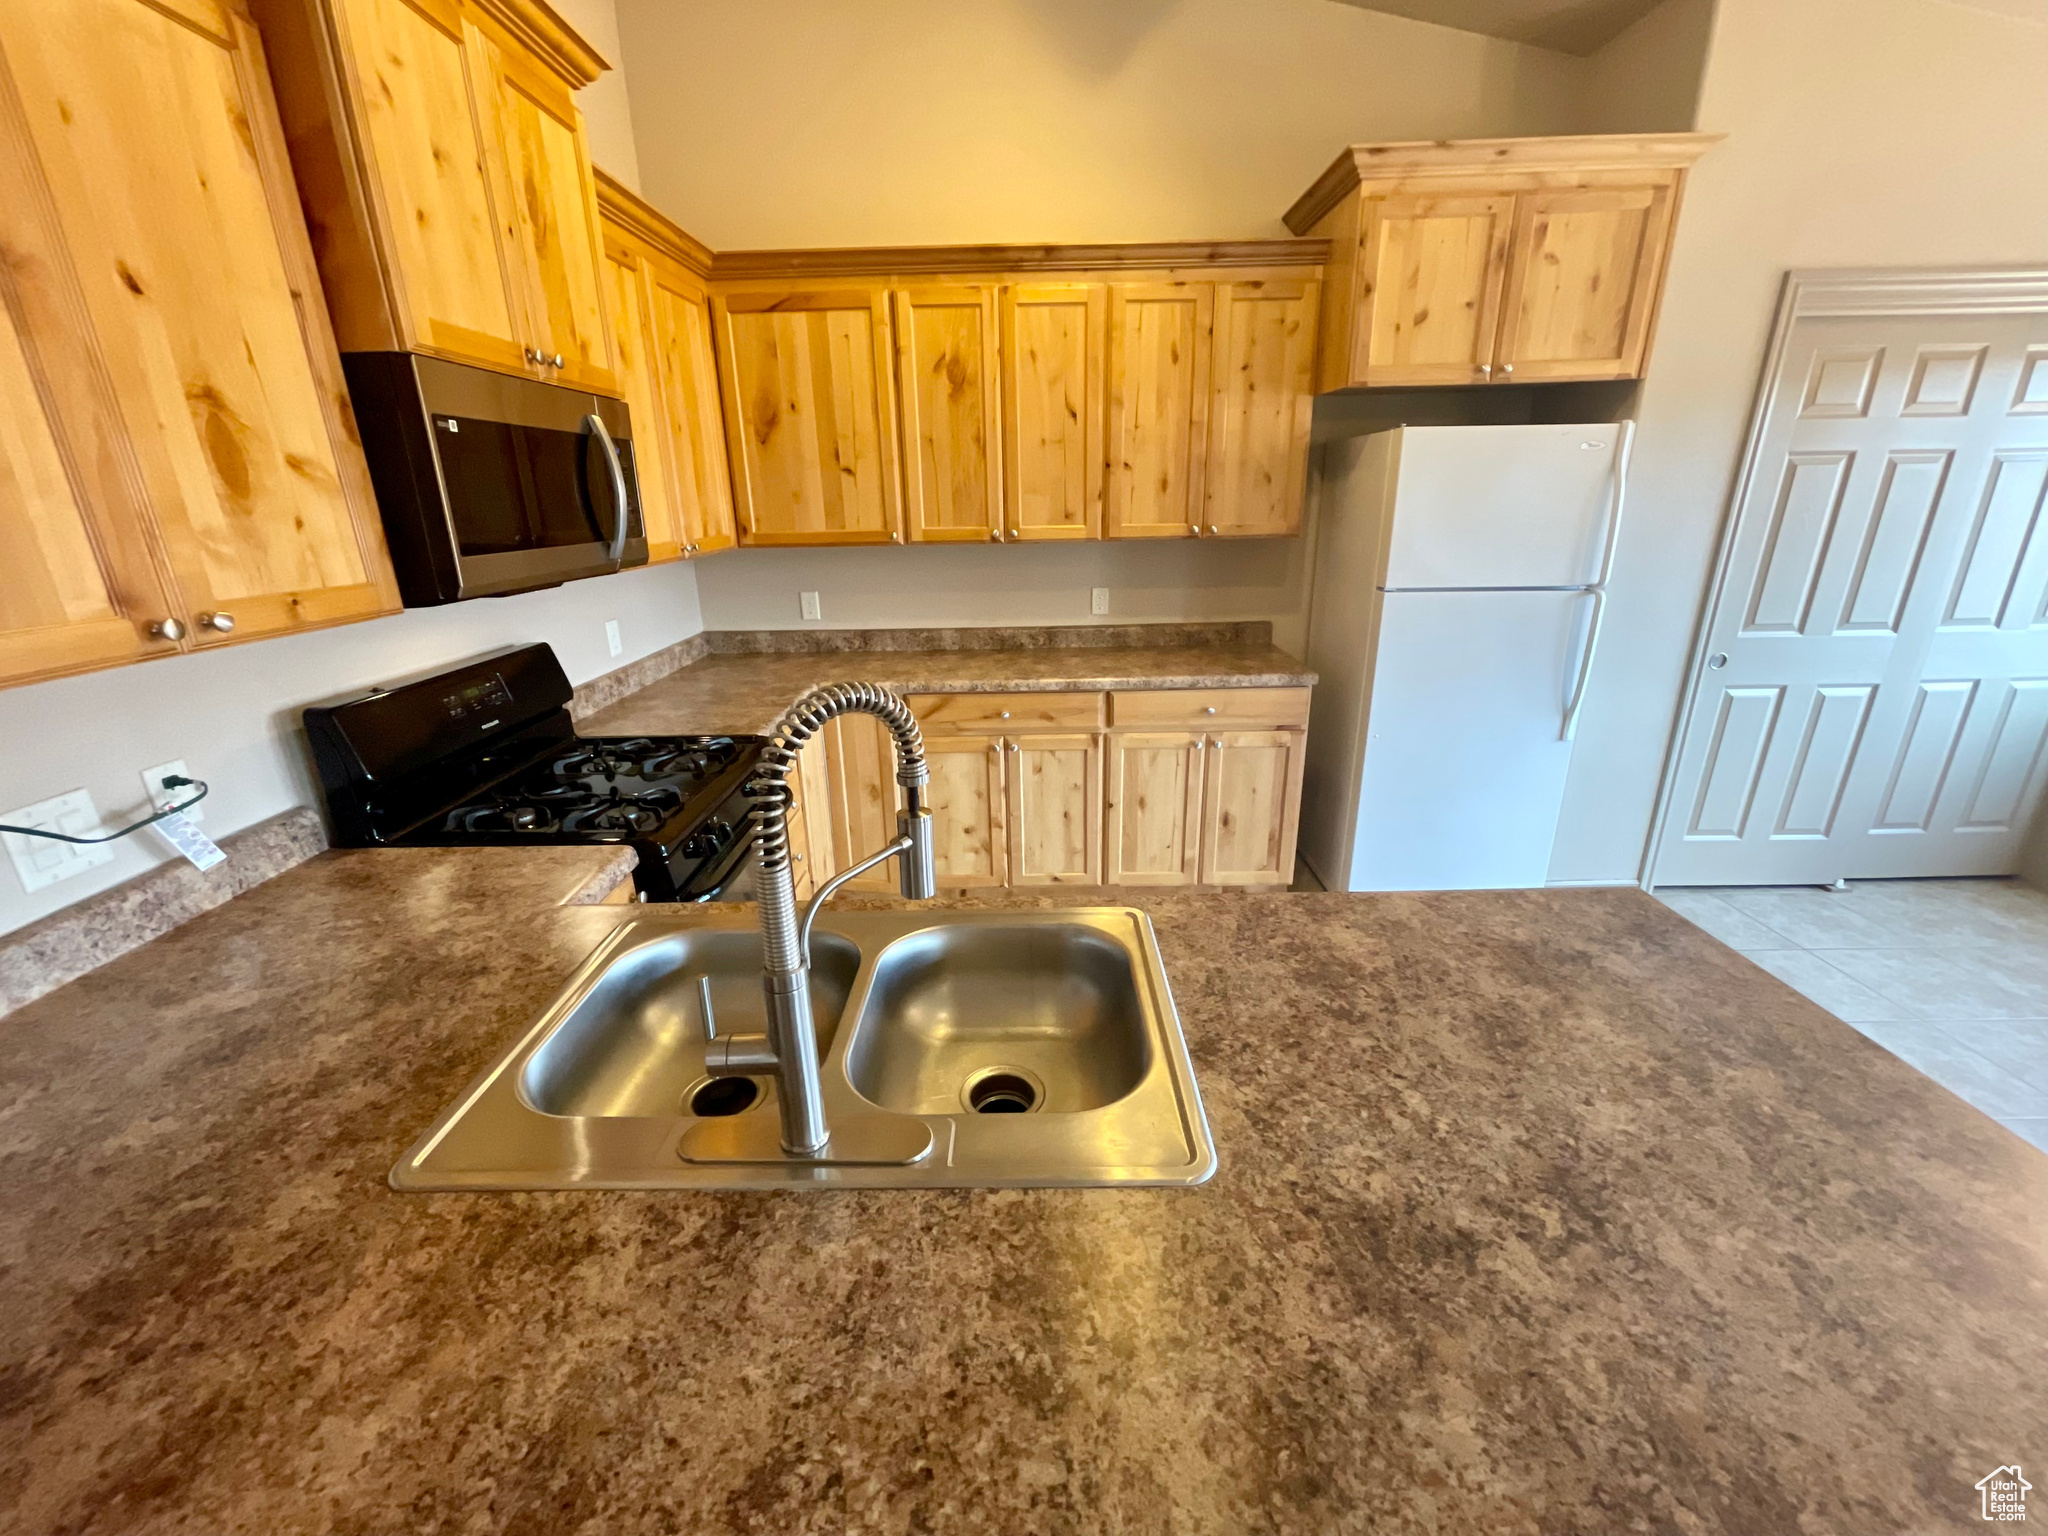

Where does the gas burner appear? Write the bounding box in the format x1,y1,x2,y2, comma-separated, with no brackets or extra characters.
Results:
562,798,667,835
449,799,559,834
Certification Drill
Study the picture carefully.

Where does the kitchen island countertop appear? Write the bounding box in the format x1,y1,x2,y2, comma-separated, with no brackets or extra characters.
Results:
1,846,2042,1534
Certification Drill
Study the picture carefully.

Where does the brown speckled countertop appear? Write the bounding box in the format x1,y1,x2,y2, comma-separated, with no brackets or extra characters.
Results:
580,642,1315,737
1,851,2044,1534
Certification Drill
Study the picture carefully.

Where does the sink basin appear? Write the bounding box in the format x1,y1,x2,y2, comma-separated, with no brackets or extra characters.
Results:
845,924,1152,1115
521,930,860,1117
392,908,1215,1190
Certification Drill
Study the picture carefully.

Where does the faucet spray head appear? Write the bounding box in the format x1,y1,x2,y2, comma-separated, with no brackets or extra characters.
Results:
897,798,937,900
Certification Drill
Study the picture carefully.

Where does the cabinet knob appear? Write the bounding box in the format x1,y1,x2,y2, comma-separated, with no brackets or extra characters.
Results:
1204,706,1217,715
1007,528,1018,539
1501,363,1514,376
891,531,902,543
197,612,236,634
148,617,187,642
989,529,1002,542
793,852,804,862
1208,525,1219,536
1189,524,1202,537
552,353,566,369
998,711,1010,720
1008,742,1018,752
524,347,540,364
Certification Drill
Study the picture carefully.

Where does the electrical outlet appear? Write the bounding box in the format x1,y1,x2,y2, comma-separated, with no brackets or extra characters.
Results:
2,788,114,894
141,759,202,824
604,619,623,658
800,591,823,622
1091,586,1110,616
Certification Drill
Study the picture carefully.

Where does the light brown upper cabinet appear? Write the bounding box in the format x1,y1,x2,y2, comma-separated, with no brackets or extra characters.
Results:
893,286,1002,543
1204,279,1321,537
596,170,736,562
1285,134,1717,391
250,0,617,392
1000,283,1106,542
1103,282,1215,539
713,286,903,545
0,0,398,692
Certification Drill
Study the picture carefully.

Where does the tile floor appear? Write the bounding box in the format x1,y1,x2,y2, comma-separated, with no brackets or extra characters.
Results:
1654,878,2048,1153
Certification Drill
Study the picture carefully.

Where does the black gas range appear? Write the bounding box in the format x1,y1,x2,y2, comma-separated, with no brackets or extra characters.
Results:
303,644,763,902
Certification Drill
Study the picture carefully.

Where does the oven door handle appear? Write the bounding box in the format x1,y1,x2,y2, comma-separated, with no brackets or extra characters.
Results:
586,412,629,566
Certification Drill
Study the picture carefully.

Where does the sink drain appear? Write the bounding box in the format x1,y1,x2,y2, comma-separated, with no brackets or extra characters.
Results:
687,1076,760,1117
963,1068,1042,1115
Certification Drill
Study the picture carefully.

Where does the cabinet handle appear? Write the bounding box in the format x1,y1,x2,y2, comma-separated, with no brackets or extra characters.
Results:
989,528,1002,542
1480,363,1493,377
552,353,565,369
1501,363,1514,376
1007,528,1019,538
148,617,186,641
998,711,1010,720
1208,525,1219,536
1204,706,1217,715
891,531,902,543
197,612,235,634
1188,524,1201,537
793,852,804,863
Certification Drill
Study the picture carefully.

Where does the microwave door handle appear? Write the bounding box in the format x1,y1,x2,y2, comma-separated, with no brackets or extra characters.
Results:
586,412,629,565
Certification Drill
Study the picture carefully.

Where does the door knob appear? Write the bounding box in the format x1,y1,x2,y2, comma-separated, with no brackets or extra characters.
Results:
197,612,236,634
148,617,187,641
1708,652,1729,670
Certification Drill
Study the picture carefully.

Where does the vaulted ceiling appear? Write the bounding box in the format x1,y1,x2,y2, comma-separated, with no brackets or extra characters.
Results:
1328,0,1669,55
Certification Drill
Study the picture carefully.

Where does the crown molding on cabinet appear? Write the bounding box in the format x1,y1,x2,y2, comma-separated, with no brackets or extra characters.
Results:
471,0,609,86
1283,131,1723,234
709,239,1330,282
594,168,715,278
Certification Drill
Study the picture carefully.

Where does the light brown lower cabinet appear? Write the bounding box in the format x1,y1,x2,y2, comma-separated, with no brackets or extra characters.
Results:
781,688,1303,893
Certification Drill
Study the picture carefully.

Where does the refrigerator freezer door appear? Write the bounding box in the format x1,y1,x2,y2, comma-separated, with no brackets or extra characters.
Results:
1383,424,1624,590
1347,589,1592,891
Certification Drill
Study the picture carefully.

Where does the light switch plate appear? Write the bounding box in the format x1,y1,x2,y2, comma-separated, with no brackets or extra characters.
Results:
2,788,115,894
604,619,622,657
141,759,202,823
1091,587,1110,616
800,591,823,622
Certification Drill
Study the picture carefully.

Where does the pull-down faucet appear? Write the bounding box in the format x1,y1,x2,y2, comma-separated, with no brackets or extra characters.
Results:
701,683,936,1160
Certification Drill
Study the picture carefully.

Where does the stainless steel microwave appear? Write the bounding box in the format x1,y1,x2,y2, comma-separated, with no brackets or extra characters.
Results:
341,353,646,606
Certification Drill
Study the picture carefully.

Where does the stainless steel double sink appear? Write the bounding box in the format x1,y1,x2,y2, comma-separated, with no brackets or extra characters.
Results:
392,908,1217,1190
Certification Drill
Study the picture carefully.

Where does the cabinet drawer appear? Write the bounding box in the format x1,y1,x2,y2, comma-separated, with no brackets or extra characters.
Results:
907,691,1105,732
1109,687,1310,730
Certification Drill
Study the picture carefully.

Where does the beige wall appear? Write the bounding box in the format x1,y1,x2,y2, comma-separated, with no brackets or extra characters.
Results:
1548,0,2048,883
1577,0,1716,133
613,0,1595,248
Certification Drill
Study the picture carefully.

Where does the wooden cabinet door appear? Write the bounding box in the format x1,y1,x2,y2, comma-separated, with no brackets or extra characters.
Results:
1355,192,1512,387
1104,732,1206,885
715,288,902,545
821,713,900,890
1199,730,1304,886
894,286,1001,543
481,34,615,393
649,271,737,556
1005,733,1103,885
4,0,397,653
923,735,1007,888
1204,279,1319,537
1000,283,1104,542
1496,183,1677,383
327,0,528,374
0,82,181,688
1104,283,1213,539
600,235,681,562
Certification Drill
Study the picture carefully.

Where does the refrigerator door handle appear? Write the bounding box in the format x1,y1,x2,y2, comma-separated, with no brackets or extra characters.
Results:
1561,587,1607,742
1589,418,1637,588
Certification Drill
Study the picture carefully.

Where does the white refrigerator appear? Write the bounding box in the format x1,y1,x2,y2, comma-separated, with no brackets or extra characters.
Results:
1300,422,1635,891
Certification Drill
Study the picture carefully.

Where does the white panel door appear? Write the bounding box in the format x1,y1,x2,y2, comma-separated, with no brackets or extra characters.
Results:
1658,313,2048,885
1384,424,1627,589
1349,589,1589,890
